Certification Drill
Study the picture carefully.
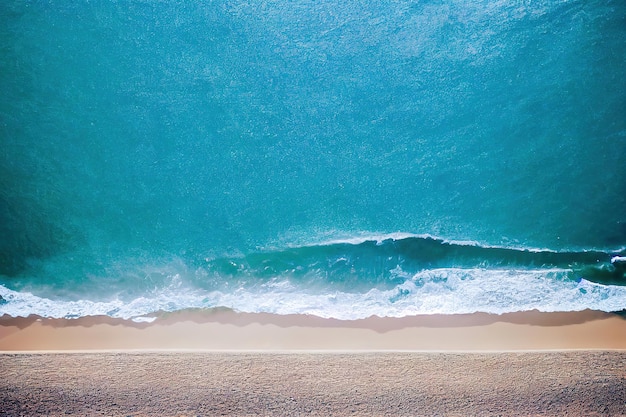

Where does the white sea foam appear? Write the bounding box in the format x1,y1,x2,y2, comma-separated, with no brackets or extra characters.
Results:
286,230,615,254
305,231,485,248
1,268,625,320
316,232,426,246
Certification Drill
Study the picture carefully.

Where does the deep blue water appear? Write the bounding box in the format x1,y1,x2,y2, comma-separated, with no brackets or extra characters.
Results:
1,0,625,320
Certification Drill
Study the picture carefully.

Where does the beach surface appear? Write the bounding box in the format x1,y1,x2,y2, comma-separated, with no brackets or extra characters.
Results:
1,310,626,416
2,309,626,351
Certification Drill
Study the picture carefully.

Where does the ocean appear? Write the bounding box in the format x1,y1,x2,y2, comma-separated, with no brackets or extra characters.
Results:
1,0,625,321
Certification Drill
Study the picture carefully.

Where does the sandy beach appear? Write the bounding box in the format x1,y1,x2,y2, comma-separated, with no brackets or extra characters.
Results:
1,310,626,416
2,351,625,416
2,309,626,351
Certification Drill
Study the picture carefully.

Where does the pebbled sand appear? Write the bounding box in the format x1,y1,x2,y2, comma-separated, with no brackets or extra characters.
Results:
1,351,625,416
1,310,625,416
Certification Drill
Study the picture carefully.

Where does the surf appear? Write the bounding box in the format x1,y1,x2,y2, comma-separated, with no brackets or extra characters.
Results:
1,235,625,321
204,235,626,287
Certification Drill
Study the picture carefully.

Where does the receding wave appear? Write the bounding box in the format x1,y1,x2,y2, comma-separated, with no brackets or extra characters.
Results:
206,235,626,287
1,235,625,320
1,266,626,321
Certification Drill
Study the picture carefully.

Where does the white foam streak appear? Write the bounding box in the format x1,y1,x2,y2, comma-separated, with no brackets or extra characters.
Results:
289,231,558,253
1,268,625,320
286,230,625,254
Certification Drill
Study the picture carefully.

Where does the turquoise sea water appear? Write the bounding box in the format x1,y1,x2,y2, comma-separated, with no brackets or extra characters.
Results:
1,0,625,320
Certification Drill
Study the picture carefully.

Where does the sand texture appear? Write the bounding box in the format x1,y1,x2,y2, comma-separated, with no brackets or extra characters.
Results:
1,311,626,416
2,351,625,416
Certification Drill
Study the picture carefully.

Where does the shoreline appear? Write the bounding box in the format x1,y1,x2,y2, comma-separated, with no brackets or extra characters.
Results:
3,310,626,416
1,309,625,351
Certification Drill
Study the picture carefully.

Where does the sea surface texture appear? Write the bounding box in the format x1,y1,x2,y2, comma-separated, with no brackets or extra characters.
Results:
1,0,625,320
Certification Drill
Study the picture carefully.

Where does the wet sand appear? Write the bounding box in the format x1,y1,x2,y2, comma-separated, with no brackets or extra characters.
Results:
1,310,625,416
1,309,626,351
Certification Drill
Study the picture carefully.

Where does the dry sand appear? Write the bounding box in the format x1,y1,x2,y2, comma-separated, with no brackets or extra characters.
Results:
2,351,625,416
1,310,626,416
